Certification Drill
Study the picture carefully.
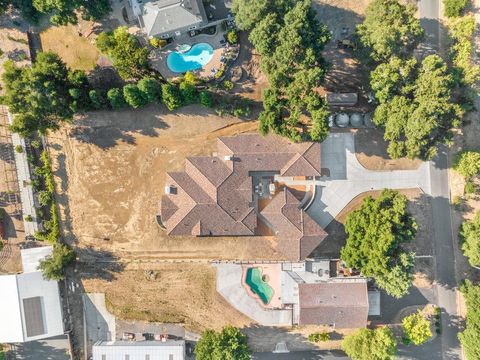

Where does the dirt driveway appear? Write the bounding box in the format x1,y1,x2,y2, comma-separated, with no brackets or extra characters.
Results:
48,104,283,261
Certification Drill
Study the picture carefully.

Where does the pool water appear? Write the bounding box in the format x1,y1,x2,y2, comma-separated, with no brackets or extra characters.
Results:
167,43,214,73
245,267,274,305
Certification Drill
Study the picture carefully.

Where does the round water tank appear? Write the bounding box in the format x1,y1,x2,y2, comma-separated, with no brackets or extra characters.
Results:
350,113,363,127
364,112,374,127
336,113,349,127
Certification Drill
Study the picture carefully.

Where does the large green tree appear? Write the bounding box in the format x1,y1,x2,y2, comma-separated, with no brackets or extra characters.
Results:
458,280,480,360
96,27,149,80
372,55,462,160
402,310,432,345
2,52,85,136
195,326,251,360
356,0,424,61
342,327,397,360
232,0,331,142
340,189,417,298
460,211,480,267
454,151,480,179
38,244,75,281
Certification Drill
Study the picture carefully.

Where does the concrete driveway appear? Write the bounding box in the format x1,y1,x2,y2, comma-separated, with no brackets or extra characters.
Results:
307,132,431,228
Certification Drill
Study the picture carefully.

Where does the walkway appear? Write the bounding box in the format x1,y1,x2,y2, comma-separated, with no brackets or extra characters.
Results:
307,132,431,228
214,264,292,326
5,109,39,237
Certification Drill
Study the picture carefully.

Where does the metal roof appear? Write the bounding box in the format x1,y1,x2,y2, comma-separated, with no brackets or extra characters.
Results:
93,340,185,360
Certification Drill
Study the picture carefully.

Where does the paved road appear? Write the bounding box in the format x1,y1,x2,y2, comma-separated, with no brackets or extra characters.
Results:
418,0,462,358
252,350,348,360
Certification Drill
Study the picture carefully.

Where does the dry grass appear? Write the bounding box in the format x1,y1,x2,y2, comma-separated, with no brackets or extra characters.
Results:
40,25,99,72
82,264,252,332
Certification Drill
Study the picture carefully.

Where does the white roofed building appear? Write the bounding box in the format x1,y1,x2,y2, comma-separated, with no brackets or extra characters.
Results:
0,246,64,343
93,340,186,360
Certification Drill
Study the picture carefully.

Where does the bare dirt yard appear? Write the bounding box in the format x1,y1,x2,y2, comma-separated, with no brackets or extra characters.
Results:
40,24,100,72
82,263,252,332
355,129,422,170
47,104,284,261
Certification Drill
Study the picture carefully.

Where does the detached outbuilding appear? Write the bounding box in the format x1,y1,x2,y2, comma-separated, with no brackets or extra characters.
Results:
0,246,64,343
326,92,358,107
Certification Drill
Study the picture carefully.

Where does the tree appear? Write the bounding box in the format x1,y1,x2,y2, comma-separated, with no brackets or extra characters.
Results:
107,88,127,109
2,52,80,136
340,189,417,298
454,151,480,179
137,77,161,103
179,81,197,104
199,90,213,108
38,244,75,281
96,27,149,80
459,280,480,360
444,0,468,17
226,29,238,44
123,84,148,108
161,83,182,111
342,327,397,360
460,211,480,267
356,0,424,61
372,55,462,160
89,89,106,109
402,310,432,345
195,326,251,360
29,0,110,25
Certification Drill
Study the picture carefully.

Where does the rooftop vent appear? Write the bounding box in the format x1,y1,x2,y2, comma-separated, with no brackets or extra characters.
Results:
224,155,234,161
165,185,177,195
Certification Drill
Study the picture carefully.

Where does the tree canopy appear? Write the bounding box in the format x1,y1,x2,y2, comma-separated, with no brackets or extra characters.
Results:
454,151,480,179
342,327,397,360
356,0,424,62
458,280,480,360
371,55,462,160
232,0,331,143
460,211,480,267
96,27,150,80
195,326,251,360
444,0,468,18
38,244,75,281
340,189,417,298
1,52,85,136
402,310,432,345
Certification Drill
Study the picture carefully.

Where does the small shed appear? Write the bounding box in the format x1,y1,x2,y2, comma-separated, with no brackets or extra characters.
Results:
326,93,358,107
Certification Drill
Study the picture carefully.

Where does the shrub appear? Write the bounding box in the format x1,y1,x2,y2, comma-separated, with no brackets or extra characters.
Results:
31,139,41,149
15,145,23,153
444,0,468,17
402,310,432,345
308,332,330,342
464,180,476,194
38,244,75,281
161,83,182,110
149,38,166,48
179,82,197,104
223,80,234,90
107,88,127,109
199,91,213,108
89,89,107,109
214,68,225,79
38,190,52,207
459,210,480,267
138,77,161,103
123,84,148,108
184,71,197,85
24,215,33,222
454,151,480,179
227,29,238,44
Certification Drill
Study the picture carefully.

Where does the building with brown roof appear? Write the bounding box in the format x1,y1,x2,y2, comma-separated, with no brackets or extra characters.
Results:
159,133,326,260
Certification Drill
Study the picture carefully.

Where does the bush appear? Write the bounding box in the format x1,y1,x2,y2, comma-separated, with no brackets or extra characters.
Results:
89,89,107,109
123,84,148,108
402,310,432,345
308,332,330,342
38,190,52,207
460,210,480,267
214,68,225,79
179,82,197,104
454,151,480,179
464,180,476,194
223,80,234,90
444,0,468,17
31,139,41,149
107,88,127,109
227,29,238,44
38,244,75,281
149,38,167,48
138,77,161,103
161,83,182,110
15,144,23,153
199,91,213,108
24,214,33,222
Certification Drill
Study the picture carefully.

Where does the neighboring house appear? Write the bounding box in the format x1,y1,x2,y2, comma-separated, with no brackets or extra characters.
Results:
282,260,369,328
159,133,327,261
92,340,185,360
0,246,64,343
132,0,208,38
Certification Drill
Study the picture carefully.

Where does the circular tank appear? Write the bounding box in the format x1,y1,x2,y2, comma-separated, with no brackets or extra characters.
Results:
336,113,349,127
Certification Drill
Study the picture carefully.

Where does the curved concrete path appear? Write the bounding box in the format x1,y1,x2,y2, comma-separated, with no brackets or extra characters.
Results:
307,132,431,228
214,264,292,326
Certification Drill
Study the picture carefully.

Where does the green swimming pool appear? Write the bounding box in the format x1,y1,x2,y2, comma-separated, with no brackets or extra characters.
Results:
245,267,274,305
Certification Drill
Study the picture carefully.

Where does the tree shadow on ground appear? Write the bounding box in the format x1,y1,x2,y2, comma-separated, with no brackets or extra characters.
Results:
74,247,125,282
12,335,70,360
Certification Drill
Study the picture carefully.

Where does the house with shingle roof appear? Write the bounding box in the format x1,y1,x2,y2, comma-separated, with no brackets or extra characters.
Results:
159,133,326,260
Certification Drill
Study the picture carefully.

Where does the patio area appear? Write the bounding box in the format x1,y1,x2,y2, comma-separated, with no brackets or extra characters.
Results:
150,25,236,79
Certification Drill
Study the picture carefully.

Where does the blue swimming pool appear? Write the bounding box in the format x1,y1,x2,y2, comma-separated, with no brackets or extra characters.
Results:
167,43,214,73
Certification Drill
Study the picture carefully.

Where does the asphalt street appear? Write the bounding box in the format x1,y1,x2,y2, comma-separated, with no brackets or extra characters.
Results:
252,350,349,360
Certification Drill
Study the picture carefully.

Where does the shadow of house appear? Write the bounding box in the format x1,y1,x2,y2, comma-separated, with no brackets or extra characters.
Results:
12,335,70,360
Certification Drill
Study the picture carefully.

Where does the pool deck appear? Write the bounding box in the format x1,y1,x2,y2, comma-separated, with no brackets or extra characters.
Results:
242,264,282,309
215,264,292,326
150,30,226,79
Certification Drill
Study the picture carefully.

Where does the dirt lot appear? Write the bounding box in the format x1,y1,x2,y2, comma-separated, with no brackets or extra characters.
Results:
40,24,100,72
312,188,434,287
47,104,284,261
82,263,252,332
355,128,422,170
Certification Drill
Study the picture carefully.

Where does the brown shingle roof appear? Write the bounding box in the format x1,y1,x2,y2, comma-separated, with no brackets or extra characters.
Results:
159,133,324,259
298,281,369,328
